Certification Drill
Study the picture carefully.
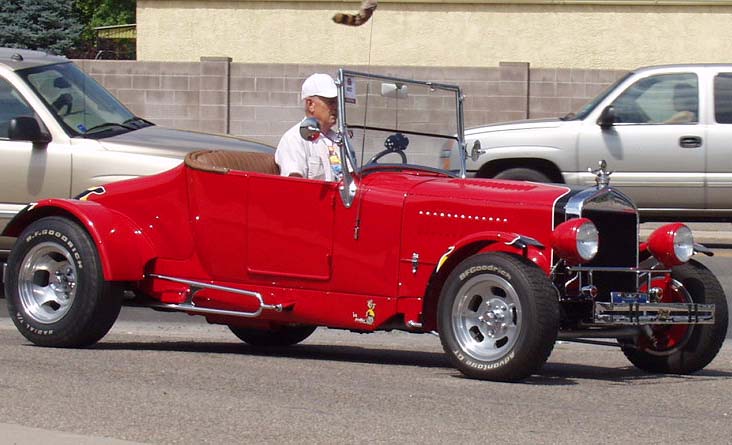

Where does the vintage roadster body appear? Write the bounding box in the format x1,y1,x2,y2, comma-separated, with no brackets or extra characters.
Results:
2,70,728,382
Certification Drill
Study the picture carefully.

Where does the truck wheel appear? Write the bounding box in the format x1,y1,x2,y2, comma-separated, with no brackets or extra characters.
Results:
437,252,559,381
229,325,317,347
4,216,121,347
494,168,551,183
621,260,728,374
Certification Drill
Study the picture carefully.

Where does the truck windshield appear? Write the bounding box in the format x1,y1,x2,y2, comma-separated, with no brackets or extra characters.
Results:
563,71,633,121
17,62,151,138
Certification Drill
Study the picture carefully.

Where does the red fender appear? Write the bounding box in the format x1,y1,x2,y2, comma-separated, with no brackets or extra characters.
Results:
4,199,155,282
436,230,551,275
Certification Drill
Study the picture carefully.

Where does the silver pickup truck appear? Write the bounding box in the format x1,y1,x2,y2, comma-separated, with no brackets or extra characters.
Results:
450,64,732,221
0,48,273,256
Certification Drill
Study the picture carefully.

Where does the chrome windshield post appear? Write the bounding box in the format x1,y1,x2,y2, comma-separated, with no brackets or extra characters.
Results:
335,69,358,208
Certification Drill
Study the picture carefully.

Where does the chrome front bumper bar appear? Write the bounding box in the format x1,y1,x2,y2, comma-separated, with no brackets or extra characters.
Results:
595,302,715,325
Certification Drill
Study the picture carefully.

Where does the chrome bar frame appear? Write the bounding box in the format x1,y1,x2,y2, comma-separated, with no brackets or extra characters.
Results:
595,302,715,325
147,274,282,318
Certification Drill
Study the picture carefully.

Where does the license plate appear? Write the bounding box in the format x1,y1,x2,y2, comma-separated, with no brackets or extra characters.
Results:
611,292,649,304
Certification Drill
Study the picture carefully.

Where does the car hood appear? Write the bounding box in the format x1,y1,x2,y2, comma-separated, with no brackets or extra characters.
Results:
98,126,273,157
409,176,571,206
465,118,563,136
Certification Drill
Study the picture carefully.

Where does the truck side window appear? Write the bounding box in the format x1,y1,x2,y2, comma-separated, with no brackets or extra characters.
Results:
611,73,698,124
714,73,732,124
0,78,34,139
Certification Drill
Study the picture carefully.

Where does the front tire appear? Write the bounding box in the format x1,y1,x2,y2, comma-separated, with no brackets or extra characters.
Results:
622,260,728,374
4,216,121,347
437,252,559,381
229,324,317,347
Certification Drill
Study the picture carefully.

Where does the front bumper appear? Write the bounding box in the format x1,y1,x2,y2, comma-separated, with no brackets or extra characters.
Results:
595,301,715,325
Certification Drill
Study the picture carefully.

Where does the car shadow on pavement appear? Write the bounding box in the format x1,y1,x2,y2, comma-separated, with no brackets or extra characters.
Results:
85,339,732,385
89,340,454,369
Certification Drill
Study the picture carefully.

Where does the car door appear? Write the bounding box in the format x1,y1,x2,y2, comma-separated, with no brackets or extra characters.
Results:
704,71,732,211
577,72,705,210
246,174,337,281
0,76,71,230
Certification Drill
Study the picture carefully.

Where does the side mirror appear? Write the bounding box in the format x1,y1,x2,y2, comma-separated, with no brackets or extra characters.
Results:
470,140,485,162
597,105,617,129
9,116,51,144
299,117,321,142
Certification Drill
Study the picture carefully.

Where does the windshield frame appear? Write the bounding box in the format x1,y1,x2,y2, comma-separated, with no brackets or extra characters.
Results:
16,61,143,138
336,69,467,179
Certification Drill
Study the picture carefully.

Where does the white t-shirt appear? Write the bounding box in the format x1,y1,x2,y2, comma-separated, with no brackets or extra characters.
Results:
275,122,342,182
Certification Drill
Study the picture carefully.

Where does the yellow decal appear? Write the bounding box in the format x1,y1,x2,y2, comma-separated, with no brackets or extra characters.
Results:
353,299,376,325
436,245,455,273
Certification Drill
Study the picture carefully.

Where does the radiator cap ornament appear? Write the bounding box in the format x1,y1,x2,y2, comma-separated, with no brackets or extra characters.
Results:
590,159,612,187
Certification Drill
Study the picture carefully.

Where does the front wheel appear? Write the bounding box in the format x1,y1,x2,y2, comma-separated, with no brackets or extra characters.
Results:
228,324,317,347
437,252,559,382
621,260,729,374
4,216,122,347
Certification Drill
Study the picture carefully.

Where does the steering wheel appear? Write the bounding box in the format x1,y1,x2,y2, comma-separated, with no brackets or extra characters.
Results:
52,93,73,116
366,133,409,164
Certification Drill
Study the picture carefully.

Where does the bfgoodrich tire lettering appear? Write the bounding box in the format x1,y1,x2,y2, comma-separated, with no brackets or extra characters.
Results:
437,252,559,382
621,260,729,374
4,216,122,347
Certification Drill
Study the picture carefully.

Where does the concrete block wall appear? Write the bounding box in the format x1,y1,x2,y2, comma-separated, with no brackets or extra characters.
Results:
75,59,628,147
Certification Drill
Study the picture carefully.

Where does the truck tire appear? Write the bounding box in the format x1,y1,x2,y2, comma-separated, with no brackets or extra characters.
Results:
4,216,121,347
494,168,552,183
621,260,728,374
229,325,317,347
437,252,559,381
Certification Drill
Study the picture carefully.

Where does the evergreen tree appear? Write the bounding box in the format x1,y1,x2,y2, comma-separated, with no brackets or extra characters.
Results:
0,0,84,56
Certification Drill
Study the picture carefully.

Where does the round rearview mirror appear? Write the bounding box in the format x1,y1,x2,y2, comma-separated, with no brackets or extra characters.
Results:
299,117,321,141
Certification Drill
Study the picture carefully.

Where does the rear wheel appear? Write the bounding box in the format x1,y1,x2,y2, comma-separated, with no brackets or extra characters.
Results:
437,252,559,381
621,260,728,374
228,324,317,347
4,216,122,347
494,168,551,183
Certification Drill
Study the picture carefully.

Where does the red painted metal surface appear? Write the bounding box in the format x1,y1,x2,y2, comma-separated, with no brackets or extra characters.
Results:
8,164,573,331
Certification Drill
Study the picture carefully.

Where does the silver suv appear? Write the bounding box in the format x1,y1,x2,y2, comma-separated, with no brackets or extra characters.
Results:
450,64,732,221
0,48,272,255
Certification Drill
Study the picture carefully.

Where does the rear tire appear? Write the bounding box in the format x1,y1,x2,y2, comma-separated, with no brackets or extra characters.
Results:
437,252,559,381
621,260,728,374
4,216,121,347
494,168,552,183
229,325,317,347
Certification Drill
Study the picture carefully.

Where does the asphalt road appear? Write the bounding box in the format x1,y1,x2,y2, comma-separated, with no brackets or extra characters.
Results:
0,247,732,444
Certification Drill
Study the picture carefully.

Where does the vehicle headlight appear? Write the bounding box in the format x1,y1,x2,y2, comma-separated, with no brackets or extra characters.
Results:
552,218,599,264
647,223,694,266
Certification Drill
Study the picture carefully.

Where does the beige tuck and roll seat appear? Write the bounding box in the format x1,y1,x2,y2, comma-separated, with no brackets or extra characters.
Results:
185,149,280,175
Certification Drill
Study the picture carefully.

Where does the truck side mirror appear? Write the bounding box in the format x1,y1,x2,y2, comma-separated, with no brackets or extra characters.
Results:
9,116,52,145
597,105,617,129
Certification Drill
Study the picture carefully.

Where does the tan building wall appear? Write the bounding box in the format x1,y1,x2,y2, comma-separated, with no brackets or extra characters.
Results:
138,0,732,69
76,59,625,146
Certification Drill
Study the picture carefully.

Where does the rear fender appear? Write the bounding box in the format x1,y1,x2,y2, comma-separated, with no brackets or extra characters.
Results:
421,231,550,331
3,199,155,281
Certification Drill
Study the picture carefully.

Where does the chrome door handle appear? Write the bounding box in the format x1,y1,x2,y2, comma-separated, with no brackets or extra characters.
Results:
679,136,702,148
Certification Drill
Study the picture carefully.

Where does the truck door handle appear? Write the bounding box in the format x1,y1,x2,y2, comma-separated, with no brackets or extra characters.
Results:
679,136,702,148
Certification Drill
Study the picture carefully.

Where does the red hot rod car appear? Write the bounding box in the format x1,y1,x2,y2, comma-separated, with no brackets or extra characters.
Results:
2,70,728,382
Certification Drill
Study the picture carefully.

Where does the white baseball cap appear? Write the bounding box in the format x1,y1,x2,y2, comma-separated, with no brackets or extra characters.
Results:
301,73,337,100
